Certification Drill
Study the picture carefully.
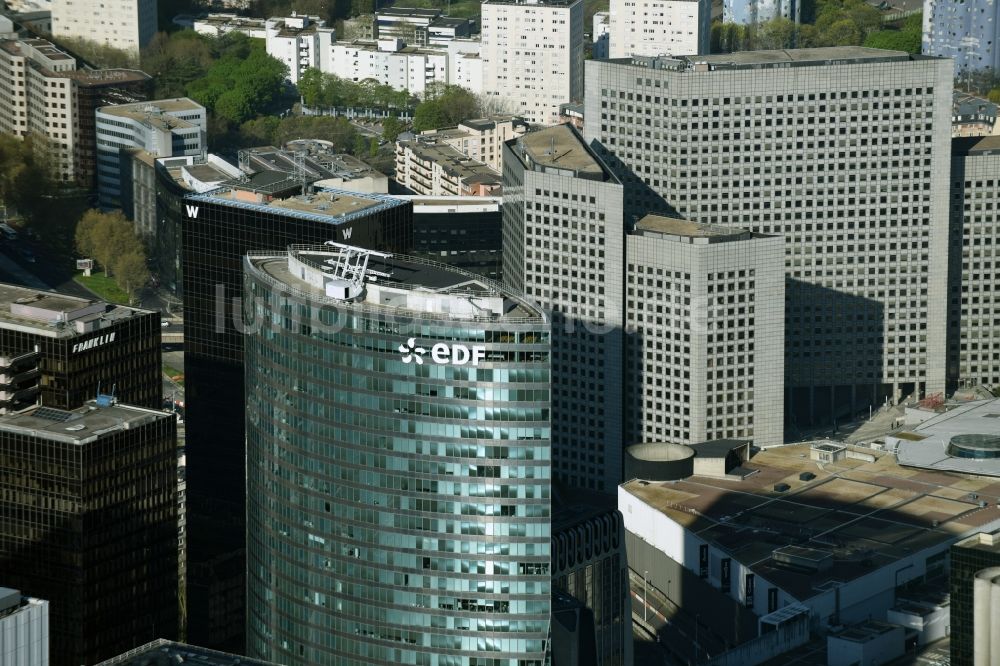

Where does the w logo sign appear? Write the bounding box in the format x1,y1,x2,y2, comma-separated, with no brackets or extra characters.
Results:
342,227,353,240
186,205,199,219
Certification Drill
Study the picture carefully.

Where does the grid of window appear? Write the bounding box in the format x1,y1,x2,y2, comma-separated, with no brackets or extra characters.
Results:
585,55,950,423
243,259,552,666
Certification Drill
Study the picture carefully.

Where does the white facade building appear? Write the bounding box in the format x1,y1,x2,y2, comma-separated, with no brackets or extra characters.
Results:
609,0,710,58
192,13,267,39
95,98,207,209
625,216,785,448
51,0,156,54
0,589,48,666
329,39,449,97
723,0,801,24
265,15,334,85
481,0,584,125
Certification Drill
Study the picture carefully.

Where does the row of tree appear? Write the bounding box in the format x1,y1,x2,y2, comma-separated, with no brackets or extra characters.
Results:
75,210,150,303
712,0,893,52
298,69,413,111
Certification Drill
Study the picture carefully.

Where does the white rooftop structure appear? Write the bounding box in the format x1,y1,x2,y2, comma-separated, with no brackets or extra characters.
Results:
890,398,1000,477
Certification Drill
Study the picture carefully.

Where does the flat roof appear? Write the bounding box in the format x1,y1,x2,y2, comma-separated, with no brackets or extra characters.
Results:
0,282,153,338
249,247,544,322
67,68,150,86
0,401,170,445
612,46,933,72
515,125,607,180
622,443,1000,601
954,528,1000,554
892,398,1000,477
634,214,753,242
96,639,280,666
400,139,500,183
98,98,203,131
831,620,899,643
188,186,408,226
378,6,441,17
954,135,1000,157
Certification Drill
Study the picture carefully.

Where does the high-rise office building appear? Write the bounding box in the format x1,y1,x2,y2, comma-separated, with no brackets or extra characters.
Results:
923,0,1000,73
951,529,1000,665
948,136,1000,390
244,245,552,665
0,283,161,410
608,0,710,58
181,186,411,651
0,401,178,666
481,0,583,125
96,98,207,209
723,0,800,24
585,48,952,426
625,215,784,447
0,588,48,666
502,124,624,492
51,0,157,54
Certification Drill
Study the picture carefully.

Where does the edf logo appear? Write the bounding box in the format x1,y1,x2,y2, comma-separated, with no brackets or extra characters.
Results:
399,338,486,365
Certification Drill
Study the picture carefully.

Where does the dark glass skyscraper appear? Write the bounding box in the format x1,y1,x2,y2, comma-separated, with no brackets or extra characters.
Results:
0,401,178,666
244,246,552,665
951,529,1000,665
181,187,411,650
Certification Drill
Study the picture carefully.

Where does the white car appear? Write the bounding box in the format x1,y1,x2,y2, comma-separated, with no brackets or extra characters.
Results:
161,320,170,328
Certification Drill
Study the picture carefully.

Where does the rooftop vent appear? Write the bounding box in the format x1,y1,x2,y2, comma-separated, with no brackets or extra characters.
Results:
799,472,816,481
774,483,791,493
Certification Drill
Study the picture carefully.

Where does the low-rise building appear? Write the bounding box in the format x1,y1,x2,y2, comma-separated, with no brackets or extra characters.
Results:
264,15,334,84
0,589,48,666
827,621,905,666
375,6,440,43
192,12,267,38
952,92,998,137
417,116,528,172
395,137,501,196
95,97,206,209
620,444,1000,638
401,195,503,280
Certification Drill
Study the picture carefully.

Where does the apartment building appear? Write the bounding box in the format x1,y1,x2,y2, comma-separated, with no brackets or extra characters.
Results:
924,0,1000,72
481,0,584,125
625,215,784,447
724,0,801,24
585,48,953,425
264,15,334,84
417,116,529,171
51,0,156,54
609,0,710,58
329,38,449,96
395,137,501,196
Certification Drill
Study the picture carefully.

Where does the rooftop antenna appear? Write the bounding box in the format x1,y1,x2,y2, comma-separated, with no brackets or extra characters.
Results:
295,150,312,196
322,241,393,293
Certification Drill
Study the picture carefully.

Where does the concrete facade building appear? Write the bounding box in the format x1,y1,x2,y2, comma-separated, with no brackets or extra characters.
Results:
502,124,624,492
951,530,1000,665
329,39,449,96
0,590,48,666
0,402,178,666
264,15,334,84
481,0,584,125
395,137,502,196
608,0,710,58
952,92,998,137
625,215,785,448
244,246,551,665
585,48,953,427
50,0,156,54
723,0,800,24
418,116,529,172
949,136,1000,390
192,13,268,39
96,98,206,209
923,0,1000,73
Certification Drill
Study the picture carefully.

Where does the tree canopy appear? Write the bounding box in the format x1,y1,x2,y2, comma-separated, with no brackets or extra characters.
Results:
712,0,884,52
185,35,288,124
412,84,480,132
863,13,922,54
299,69,413,110
75,210,150,303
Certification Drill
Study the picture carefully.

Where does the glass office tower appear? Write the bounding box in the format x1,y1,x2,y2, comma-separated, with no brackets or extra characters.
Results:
244,246,552,666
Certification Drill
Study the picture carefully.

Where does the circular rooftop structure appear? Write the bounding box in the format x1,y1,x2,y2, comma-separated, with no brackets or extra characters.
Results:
625,443,695,481
946,434,1000,459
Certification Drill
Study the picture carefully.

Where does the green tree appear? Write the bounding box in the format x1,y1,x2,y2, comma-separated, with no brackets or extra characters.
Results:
989,88,1000,104
381,116,406,143
412,84,479,131
353,133,370,156
111,250,150,304
298,67,325,107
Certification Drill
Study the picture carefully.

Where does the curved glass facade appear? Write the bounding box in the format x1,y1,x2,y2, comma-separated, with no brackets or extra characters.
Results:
244,250,552,666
